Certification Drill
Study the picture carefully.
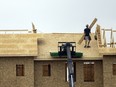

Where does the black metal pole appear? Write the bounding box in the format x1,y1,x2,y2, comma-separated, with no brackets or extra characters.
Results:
66,43,75,87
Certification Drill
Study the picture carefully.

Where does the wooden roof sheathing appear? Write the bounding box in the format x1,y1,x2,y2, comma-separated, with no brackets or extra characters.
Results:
0,34,39,56
37,33,102,60
0,33,103,59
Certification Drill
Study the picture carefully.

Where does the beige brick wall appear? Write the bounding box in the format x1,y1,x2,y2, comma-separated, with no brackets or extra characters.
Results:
103,55,116,87
34,60,103,87
0,57,34,87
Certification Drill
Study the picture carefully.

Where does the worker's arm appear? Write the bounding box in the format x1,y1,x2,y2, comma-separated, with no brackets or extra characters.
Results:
84,29,85,33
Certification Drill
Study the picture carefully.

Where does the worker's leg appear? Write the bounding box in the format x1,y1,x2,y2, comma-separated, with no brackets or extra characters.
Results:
84,40,87,48
87,40,90,48
87,36,91,48
84,36,89,48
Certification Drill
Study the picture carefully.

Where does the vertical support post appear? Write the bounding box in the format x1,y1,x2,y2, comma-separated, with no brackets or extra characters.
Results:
66,46,74,87
110,29,113,47
103,29,107,47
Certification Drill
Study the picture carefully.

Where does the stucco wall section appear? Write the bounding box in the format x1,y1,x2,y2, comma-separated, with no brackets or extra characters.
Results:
34,60,103,87
34,61,68,87
103,55,116,87
0,57,34,87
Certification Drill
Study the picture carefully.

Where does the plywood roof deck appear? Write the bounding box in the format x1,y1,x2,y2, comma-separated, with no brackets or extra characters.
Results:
0,27,115,59
0,32,102,59
37,33,102,60
0,34,39,56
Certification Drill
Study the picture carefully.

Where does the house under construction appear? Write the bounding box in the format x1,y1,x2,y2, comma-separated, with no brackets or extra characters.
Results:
0,21,116,87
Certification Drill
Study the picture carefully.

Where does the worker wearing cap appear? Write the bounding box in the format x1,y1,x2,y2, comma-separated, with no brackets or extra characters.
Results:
84,24,91,48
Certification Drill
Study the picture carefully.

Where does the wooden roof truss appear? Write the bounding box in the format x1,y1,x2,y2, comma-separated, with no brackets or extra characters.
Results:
95,25,116,48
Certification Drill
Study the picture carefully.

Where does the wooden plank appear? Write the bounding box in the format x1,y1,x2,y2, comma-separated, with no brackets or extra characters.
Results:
89,18,97,29
32,22,37,33
112,30,116,32
110,29,113,47
0,30,28,31
78,35,85,45
78,18,97,44
95,24,100,41
101,29,112,31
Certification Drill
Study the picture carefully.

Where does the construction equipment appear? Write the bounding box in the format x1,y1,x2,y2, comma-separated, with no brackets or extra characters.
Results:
59,42,75,87
50,42,83,58
78,18,97,44
50,42,83,87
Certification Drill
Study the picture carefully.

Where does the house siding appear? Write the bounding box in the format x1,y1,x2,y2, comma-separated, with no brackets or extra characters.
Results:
0,57,34,87
34,60,103,87
103,55,116,87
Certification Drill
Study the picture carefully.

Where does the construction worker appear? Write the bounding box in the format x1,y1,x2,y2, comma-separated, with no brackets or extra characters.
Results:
84,24,91,48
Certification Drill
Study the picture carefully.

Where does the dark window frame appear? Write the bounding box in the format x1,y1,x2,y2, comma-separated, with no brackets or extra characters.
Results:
113,64,116,75
43,64,51,76
83,62,94,82
16,64,24,76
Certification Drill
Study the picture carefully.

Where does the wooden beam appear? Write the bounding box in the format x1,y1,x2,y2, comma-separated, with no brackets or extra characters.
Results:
95,24,100,40
110,29,113,47
32,22,37,33
104,36,107,47
0,30,28,31
101,29,112,31
103,29,105,39
78,18,97,44
89,18,98,29
112,30,116,32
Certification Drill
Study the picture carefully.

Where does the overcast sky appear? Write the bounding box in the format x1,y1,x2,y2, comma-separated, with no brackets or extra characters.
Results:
0,0,116,33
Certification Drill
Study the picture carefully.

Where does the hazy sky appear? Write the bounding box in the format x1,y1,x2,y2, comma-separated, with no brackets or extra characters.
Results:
0,0,116,33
